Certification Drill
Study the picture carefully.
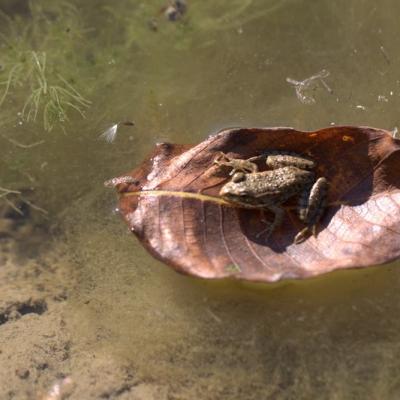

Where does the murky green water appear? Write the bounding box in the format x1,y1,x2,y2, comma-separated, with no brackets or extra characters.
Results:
2,0,400,398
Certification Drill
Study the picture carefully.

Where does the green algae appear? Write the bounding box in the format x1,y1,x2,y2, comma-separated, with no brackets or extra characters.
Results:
0,1,92,132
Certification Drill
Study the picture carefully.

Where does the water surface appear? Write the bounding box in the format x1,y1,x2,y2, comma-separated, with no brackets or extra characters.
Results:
1,0,400,398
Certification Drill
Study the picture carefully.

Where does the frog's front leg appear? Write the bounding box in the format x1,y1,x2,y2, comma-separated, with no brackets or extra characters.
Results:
256,205,284,240
295,177,329,244
214,152,258,175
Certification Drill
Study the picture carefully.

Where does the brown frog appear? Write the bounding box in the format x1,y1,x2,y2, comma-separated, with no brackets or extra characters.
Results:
216,151,329,243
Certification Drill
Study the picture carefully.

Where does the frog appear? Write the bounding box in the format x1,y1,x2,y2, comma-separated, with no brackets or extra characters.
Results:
216,151,329,244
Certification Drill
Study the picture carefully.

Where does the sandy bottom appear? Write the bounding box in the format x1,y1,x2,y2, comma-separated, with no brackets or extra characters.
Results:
2,191,400,400
0,194,167,400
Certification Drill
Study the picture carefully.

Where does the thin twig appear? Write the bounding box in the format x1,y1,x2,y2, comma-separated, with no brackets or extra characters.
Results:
3,197,23,215
206,308,222,323
0,186,21,194
20,197,48,215
2,135,45,149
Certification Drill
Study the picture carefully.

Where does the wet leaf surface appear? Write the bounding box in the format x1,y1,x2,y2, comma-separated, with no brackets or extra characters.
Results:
112,126,400,282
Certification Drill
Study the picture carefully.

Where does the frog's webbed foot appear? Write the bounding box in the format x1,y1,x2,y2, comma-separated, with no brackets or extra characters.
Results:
296,177,329,244
214,152,258,175
255,206,284,241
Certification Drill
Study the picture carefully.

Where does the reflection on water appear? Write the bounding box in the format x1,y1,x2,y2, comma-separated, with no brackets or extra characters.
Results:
2,0,400,398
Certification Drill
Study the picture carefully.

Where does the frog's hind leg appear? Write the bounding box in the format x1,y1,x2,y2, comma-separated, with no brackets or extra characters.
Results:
256,205,284,241
295,177,329,244
249,151,315,170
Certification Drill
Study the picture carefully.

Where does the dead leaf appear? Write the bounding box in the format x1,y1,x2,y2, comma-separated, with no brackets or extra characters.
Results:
112,126,400,283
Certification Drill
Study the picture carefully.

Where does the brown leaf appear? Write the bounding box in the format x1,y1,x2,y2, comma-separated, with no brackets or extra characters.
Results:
112,126,400,282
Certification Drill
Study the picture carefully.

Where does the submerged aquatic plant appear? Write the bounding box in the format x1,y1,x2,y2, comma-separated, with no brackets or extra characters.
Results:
21,52,91,132
0,1,92,132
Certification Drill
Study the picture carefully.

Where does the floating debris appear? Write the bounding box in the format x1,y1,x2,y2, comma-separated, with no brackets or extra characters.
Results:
379,45,391,64
164,0,187,21
356,105,366,111
100,123,118,143
378,95,389,102
99,121,135,143
148,18,158,31
286,69,332,104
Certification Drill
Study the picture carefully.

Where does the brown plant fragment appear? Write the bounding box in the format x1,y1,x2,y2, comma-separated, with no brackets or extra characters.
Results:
112,126,400,283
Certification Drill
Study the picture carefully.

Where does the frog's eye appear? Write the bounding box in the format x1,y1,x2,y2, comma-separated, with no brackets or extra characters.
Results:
232,172,245,183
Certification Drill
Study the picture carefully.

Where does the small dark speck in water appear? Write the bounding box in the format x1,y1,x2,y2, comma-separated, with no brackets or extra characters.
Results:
164,0,187,21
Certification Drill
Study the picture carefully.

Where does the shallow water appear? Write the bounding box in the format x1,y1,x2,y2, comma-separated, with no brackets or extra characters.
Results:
2,0,400,398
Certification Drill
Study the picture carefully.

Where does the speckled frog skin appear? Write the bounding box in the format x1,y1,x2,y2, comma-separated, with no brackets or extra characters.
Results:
217,151,329,243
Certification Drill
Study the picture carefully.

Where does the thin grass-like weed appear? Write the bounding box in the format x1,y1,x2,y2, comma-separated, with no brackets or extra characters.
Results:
21,52,91,131
0,1,92,132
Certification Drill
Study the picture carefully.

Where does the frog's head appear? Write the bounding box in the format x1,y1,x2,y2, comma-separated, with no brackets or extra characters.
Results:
219,172,250,200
